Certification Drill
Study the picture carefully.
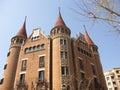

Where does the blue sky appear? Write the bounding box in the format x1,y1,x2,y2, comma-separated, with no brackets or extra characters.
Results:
0,0,120,79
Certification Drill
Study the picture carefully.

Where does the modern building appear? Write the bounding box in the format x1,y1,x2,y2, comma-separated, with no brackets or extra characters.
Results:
104,68,120,90
0,11,107,90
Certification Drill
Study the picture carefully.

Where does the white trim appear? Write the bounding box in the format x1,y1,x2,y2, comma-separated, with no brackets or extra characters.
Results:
38,54,46,57
78,57,83,60
90,63,95,65
22,58,28,61
20,71,26,74
38,68,45,71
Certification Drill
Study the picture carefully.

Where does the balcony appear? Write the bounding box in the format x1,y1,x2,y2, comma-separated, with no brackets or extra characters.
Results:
36,79,48,90
16,80,28,90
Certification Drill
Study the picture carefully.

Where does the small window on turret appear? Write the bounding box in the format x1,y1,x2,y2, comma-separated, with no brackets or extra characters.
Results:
4,64,7,70
0,78,4,84
7,51,10,57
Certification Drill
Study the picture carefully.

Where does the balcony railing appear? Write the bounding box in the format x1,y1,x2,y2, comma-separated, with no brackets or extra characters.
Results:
16,80,28,90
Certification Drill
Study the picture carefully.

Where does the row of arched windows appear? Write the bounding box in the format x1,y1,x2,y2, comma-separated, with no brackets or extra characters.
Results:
24,44,45,53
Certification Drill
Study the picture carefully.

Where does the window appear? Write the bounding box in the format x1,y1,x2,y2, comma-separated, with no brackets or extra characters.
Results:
20,74,25,84
41,44,45,49
0,78,4,84
61,67,69,76
91,64,96,75
111,76,114,79
79,59,84,70
38,71,44,81
81,72,85,79
94,78,98,88
108,82,111,86
114,87,118,90
61,51,67,59
106,77,109,80
21,60,27,71
60,39,67,45
113,81,116,85
39,56,45,67
109,88,112,90
4,64,7,70
24,48,29,53
61,28,65,33
7,51,10,57
118,75,120,79
67,85,70,90
116,70,119,73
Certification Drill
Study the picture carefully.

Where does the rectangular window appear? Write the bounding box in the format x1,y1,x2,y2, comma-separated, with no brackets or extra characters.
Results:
114,87,118,90
118,75,120,79
60,39,67,45
61,67,69,76
38,71,44,81
94,78,98,88
91,64,96,75
21,60,27,71
61,51,67,59
79,59,84,70
39,56,45,67
111,76,114,79
20,74,25,84
81,72,85,79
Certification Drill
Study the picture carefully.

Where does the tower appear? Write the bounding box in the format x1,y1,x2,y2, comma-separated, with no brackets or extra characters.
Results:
0,19,27,90
50,10,73,90
84,29,107,90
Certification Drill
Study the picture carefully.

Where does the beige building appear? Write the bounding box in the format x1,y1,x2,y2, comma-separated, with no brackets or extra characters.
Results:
104,68,120,90
0,11,107,90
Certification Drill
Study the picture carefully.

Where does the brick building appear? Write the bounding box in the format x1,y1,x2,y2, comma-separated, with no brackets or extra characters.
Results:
0,11,107,90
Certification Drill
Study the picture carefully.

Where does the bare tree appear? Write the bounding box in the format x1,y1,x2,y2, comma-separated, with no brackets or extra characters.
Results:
71,0,120,33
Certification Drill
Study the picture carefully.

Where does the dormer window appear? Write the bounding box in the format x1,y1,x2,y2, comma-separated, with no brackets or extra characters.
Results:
32,29,40,41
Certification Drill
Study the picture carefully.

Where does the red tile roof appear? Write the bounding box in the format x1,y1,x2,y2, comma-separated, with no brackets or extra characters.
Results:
55,10,66,27
84,30,94,45
16,18,27,39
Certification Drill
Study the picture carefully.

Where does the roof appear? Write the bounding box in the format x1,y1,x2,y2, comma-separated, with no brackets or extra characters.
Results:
16,17,27,39
55,10,66,27
84,30,94,45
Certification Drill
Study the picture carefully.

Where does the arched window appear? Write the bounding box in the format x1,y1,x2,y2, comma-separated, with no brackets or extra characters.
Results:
37,45,41,50
41,44,45,49
62,85,66,90
24,48,29,53
29,47,33,52
33,46,37,51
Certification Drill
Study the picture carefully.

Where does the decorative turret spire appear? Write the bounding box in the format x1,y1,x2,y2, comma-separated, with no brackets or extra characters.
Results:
55,8,66,27
84,26,94,45
16,17,27,39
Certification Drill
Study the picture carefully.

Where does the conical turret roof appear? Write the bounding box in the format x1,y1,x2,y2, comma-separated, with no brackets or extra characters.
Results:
84,30,94,45
55,9,66,27
16,17,27,39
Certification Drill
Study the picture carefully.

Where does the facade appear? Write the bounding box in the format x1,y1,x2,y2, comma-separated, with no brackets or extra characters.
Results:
0,11,107,90
104,68,120,90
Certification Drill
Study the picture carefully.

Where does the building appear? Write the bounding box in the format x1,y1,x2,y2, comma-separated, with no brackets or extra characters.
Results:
0,11,107,90
104,68,120,90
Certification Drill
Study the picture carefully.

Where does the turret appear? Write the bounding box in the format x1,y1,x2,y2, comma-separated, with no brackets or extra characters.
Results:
84,29,107,90
84,29,98,54
51,9,73,90
50,9,71,38
0,18,27,90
